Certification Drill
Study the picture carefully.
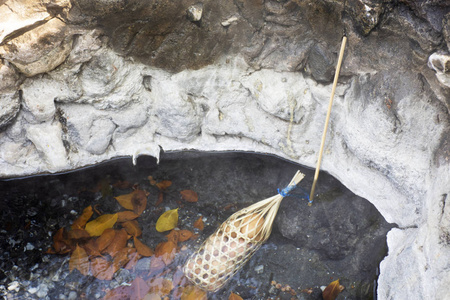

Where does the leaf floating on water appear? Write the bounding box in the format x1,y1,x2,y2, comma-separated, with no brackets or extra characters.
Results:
155,208,179,232
71,205,93,230
180,190,198,203
85,213,118,237
117,210,139,222
91,256,115,280
229,292,244,300
193,216,204,231
130,277,150,300
69,245,89,276
122,220,142,237
322,279,344,300
181,285,207,300
154,241,177,265
134,237,154,257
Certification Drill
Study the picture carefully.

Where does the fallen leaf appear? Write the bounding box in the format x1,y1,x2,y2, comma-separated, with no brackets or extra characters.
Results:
181,285,207,300
52,228,71,254
122,220,142,237
180,190,198,203
193,216,204,231
134,237,154,257
229,292,243,300
148,176,157,186
104,229,129,257
155,191,164,207
147,277,173,296
166,230,179,244
156,180,172,190
131,190,148,215
83,239,101,256
115,190,140,210
91,256,115,280
143,293,161,300
69,245,89,276
155,208,179,232
71,206,93,230
67,229,91,241
130,277,150,300
322,279,344,300
124,250,141,270
117,211,139,222
154,241,177,265
148,257,166,276
97,228,116,252
103,284,132,300
178,230,194,242
113,247,134,270
85,213,118,237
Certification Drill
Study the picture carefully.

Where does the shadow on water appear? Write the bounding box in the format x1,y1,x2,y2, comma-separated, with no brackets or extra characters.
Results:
0,151,394,300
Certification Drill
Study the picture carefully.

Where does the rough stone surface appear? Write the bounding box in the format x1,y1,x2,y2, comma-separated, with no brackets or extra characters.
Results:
0,0,449,299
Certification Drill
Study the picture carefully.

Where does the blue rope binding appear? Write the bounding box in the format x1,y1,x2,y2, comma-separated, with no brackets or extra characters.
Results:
278,185,312,204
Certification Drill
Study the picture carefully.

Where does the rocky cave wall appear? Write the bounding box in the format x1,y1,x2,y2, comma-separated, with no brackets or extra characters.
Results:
0,0,450,299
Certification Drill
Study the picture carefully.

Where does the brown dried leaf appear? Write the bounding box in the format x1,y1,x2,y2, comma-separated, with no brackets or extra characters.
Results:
134,237,154,257
124,250,140,270
52,228,71,254
71,206,93,230
193,216,204,231
180,190,198,203
322,279,344,300
130,277,150,300
67,229,91,241
148,176,157,186
166,230,179,244
104,229,129,257
181,285,207,300
69,245,89,276
178,230,194,242
113,247,134,270
91,257,115,280
97,228,116,252
154,241,177,265
122,220,142,237
229,292,243,300
132,190,148,215
85,213,118,237
115,191,136,210
83,239,101,257
156,180,172,190
155,191,164,207
117,211,139,222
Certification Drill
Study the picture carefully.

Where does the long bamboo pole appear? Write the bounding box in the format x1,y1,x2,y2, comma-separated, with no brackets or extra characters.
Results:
309,35,347,206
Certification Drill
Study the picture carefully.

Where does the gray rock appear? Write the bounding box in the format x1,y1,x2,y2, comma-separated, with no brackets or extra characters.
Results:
0,91,20,128
306,42,336,83
428,52,450,88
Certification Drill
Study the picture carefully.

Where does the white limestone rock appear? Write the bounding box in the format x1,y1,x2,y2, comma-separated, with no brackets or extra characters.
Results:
428,52,450,88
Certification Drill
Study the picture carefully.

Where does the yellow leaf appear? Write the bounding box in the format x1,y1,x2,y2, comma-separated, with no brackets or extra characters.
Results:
323,279,345,300
155,208,179,232
85,213,118,237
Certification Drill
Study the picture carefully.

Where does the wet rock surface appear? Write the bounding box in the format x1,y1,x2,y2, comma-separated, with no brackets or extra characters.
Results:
0,152,392,299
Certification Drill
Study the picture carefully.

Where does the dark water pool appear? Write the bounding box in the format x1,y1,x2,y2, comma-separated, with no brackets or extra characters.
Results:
0,151,393,300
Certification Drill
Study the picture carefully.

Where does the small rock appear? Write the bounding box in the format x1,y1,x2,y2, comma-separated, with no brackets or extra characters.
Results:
187,3,203,22
25,243,35,251
68,291,77,300
36,283,49,298
254,265,264,274
221,16,238,27
8,281,19,291
28,286,38,294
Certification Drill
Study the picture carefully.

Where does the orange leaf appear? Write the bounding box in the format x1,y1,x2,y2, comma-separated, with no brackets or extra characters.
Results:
91,257,115,280
180,190,198,203
69,245,89,276
97,228,116,252
52,228,71,254
85,213,118,237
156,180,172,190
193,216,204,231
104,229,129,257
122,220,142,237
166,230,179,244
134,237,154,257
178,230,194,242
322,279,344,300
154,241,177,265
181,285,207,300
229,292,243,300
132,190,148,215
148,176,157,186
67,229,91,240
113,247,135,270
71,206,93,230
155,191,164,207
130,277,150,300
117,211,139,222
